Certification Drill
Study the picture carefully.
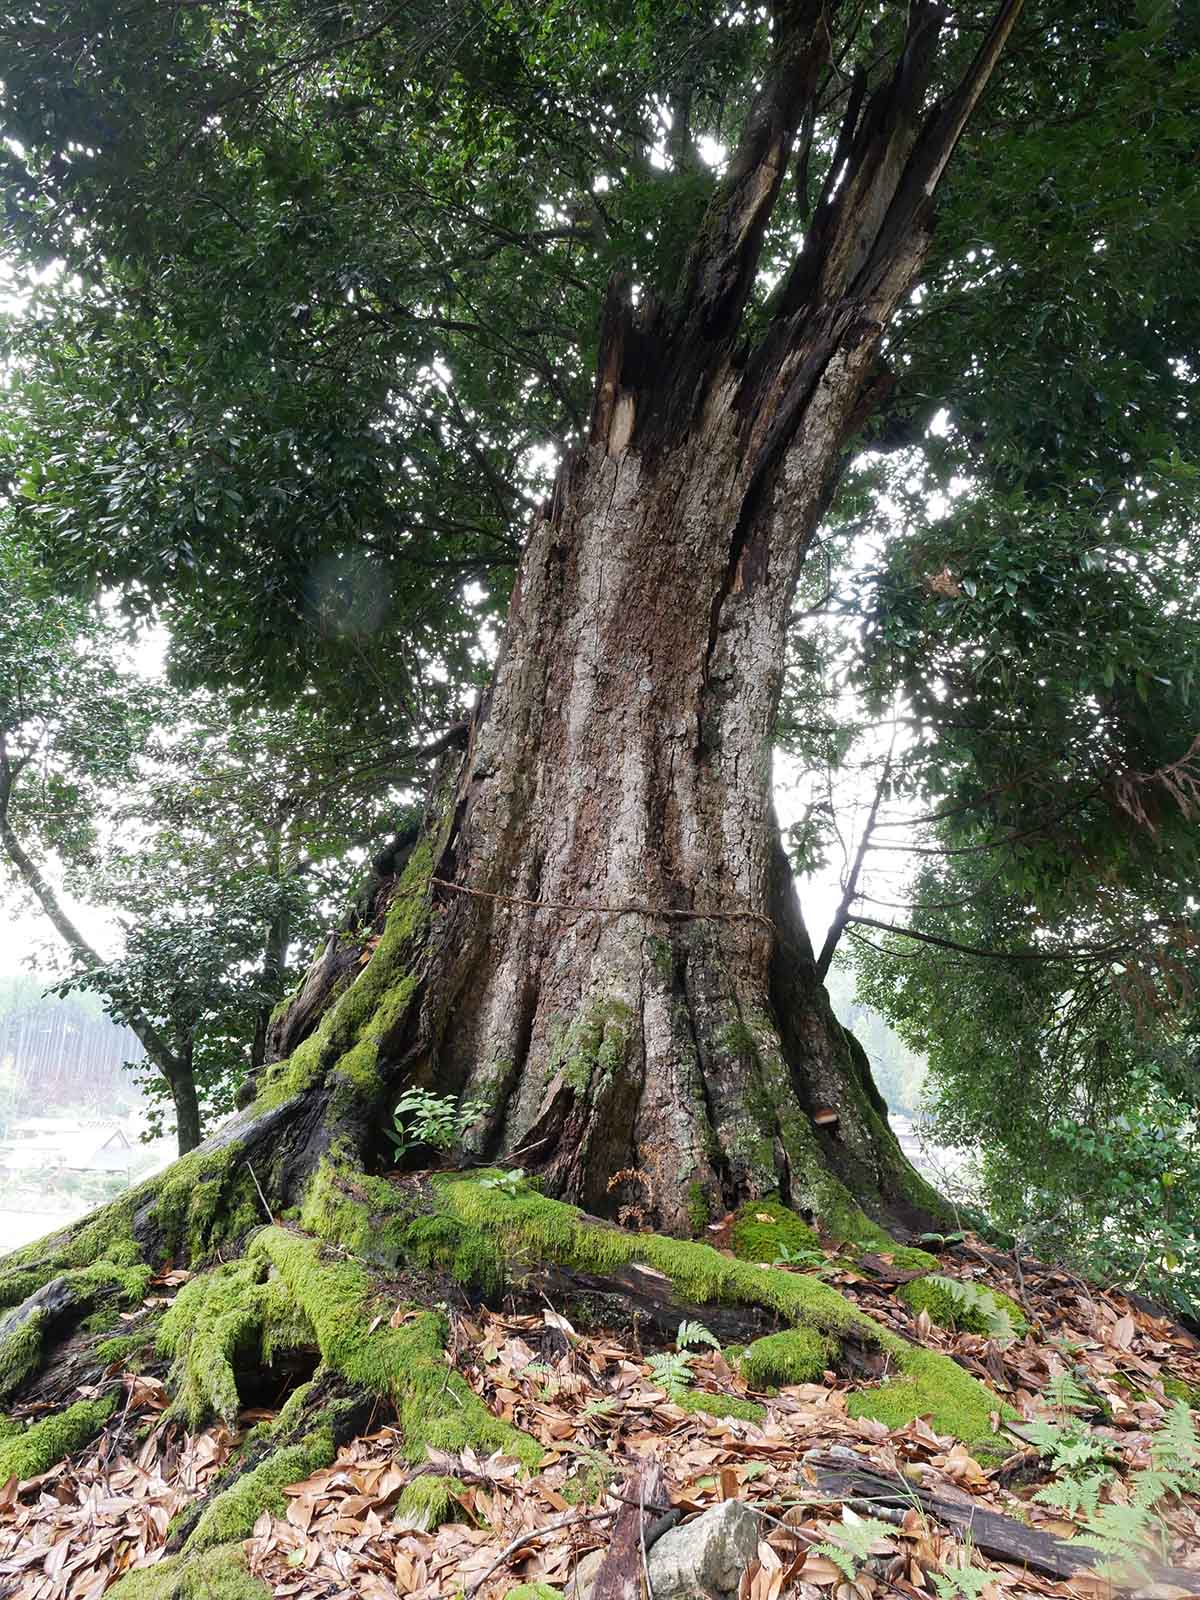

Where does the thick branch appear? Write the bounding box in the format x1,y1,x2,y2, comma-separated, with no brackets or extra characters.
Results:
675,0,831,343
855,0,1026,301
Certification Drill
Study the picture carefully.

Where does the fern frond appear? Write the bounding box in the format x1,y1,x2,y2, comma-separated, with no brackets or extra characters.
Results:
1045,1370,1094,1414
1151,1399,1200,1483
931,1559,995,1600
1034,1473,1105,1519
813,1514,894,1582
1071,1501,1159,1562
812,1543,860,1583
675,1319,720,1353
647,1350,694,1395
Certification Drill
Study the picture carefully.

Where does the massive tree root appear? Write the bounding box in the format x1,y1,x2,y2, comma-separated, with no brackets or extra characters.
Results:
1,1144,1013,1599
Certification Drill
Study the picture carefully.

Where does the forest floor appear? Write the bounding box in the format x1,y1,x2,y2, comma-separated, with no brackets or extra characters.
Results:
2,1217,1199,1600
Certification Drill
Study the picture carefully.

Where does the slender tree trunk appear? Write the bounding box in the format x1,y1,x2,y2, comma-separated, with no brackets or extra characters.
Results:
169,1042,203,1155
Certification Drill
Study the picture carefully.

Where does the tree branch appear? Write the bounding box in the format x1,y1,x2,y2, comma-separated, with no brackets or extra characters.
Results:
846,914,1137,965
817,749,892,977
674,0,831,343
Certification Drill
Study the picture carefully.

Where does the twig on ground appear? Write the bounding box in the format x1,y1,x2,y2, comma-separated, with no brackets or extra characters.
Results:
462,1507,617,1598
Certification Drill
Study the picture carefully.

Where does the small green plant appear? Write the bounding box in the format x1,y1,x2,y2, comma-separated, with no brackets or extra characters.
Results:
812,1509,896,1582
773,1241,836,1275
918,1232,966,1248
931,1541,993,1600
1044,1370,1094,1413
675,1319,719,1353
920,1274,1020,1341
579,1397,616,1423
1028,1369,1118,1517
647,1350,696,1397
1029,1387,1108,1504
1033,1400,1200,1582
387,1088,484,1158
478,1167,526,1195
521,1361,561,1400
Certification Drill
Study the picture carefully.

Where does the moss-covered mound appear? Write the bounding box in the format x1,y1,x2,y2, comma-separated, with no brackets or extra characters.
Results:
898,1274,1027,1337
729,1199,822,1263
676,1390,766,1423
740,1328,833,1388
109,1544,269,1600
293,1167,1009,1444
159,1224,542,1468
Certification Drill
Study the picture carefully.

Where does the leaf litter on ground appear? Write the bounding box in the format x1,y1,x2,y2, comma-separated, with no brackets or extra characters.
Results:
2,1230,1199,1600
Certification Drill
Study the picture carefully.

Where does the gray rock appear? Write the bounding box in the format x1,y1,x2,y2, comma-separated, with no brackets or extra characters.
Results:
646,1499,760,1600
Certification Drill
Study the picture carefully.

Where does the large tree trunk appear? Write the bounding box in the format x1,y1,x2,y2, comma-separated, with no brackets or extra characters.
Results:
0,14,1025,1574
250,0,1024,1238
392,369,929,1236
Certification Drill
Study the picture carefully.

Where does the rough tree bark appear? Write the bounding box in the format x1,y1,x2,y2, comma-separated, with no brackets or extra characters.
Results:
243,0,1023,1237
0,7,1027,1585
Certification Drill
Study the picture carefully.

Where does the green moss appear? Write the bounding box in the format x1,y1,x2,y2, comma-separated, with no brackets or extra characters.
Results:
72,1259,154,1302
717,1020,759,1059
184,1430,334,1551
882,1245,942,1272
504,1587,566,1600
395,1473,467,1529
0,1313,46,1402
107,1544,271,1600
551,998,635,1097
0,1196,145,1299
435,1175,1008,1443
741,1329,833,1388
401,1215,503,1295
437,1174,863,1337
899,1276,984,1332
252,1228,542,1468
1163,1376,1200,1409
990,1288,1026,1325
647,936,673,980
95,1333,147,1367
158,1255,317,1429
686,1181,710,1236
847,1344,1002,1440
149,1142,262,1260
677,1390,766,1423
253,834,439,1118
898,1276,1027,1337
0,1254,153,1402
81,1307,121,1336
729,1198,821,1263
0,1270,45,1310
0,1393,117,1482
